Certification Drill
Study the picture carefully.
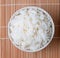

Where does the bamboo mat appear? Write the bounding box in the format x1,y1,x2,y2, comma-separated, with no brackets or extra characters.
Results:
0,0,60,58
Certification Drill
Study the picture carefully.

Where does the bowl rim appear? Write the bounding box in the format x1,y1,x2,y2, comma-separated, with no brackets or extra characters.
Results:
8,6,55,52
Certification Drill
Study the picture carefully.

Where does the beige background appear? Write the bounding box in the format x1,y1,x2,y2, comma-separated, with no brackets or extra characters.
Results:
0,0,60,58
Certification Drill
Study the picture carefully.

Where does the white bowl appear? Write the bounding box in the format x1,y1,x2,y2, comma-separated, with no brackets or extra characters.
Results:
8,6,55,52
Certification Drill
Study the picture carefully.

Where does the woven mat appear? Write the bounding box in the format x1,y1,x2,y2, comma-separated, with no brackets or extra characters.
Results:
0,0,60,58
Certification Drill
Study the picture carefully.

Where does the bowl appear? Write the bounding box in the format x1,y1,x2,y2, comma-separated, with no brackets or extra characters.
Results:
8,6,55,52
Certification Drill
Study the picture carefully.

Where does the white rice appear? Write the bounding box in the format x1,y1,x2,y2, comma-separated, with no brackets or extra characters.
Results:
8,7,53,51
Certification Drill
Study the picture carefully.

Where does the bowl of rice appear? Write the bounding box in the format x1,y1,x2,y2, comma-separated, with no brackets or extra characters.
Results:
8,6,55,52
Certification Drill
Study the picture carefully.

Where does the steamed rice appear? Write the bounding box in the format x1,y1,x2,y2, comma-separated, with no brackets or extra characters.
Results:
8,7,52,51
